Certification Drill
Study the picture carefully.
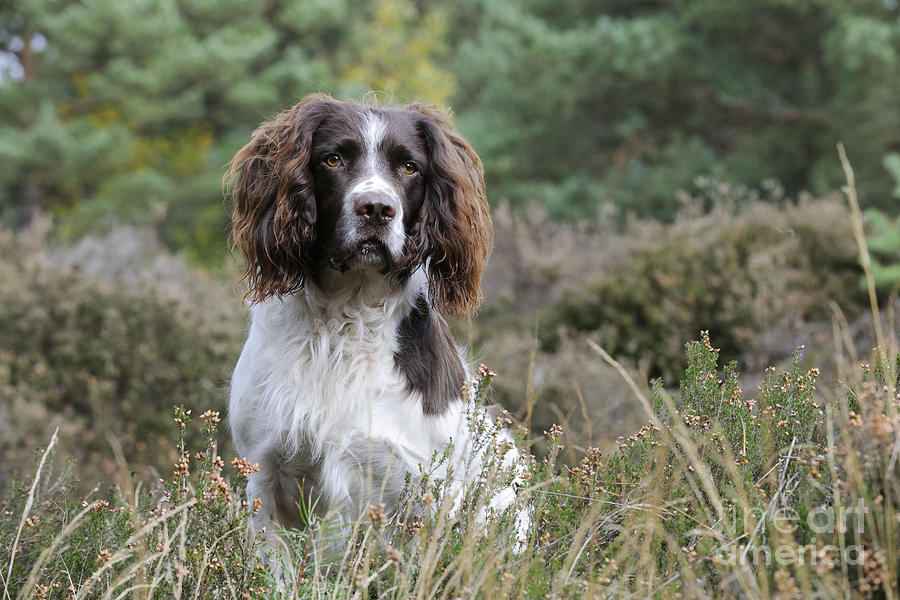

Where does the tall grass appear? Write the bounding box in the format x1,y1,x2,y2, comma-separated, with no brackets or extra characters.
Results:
1,163,898,598
1,322,896,598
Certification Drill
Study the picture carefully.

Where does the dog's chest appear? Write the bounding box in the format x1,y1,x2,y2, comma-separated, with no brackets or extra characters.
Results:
231,294,463,466
241,303,434,442
271,306,410,415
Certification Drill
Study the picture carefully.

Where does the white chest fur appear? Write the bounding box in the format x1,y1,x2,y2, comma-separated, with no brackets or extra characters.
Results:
229,272,472,526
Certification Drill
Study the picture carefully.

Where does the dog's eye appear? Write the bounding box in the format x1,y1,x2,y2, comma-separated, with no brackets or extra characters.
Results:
324,153,343,168
401,161,418,175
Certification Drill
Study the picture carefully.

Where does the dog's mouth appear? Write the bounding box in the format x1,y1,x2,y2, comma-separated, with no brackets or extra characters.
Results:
329,238,393,272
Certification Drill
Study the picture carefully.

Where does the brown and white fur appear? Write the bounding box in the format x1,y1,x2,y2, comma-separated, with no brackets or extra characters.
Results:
226,94,528,555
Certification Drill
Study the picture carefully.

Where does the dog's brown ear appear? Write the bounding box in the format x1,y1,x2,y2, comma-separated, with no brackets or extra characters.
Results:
411,105,492,317
226,95,335,303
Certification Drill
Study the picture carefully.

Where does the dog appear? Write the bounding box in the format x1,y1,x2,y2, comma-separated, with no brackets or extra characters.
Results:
226,94,528,555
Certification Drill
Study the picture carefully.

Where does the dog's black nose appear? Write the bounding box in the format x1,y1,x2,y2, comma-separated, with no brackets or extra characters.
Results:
354,194,397,223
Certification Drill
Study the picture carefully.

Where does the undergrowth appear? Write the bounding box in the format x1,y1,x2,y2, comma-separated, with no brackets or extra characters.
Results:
1,156,897,598
1,327,897,599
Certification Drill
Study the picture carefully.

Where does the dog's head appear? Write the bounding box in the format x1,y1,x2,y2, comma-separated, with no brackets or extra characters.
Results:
227,94,492,316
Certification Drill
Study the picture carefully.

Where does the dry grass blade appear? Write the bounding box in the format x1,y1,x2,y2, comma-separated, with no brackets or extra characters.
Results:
524,316,541,431
586,339,657,429
837,142,886,353
4,427,57,600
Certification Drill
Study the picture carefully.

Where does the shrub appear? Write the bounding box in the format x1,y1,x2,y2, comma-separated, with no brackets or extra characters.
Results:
531,190,865,378
472,191,869,452
475,329,645,460
0,407,266,599
0,219,243,492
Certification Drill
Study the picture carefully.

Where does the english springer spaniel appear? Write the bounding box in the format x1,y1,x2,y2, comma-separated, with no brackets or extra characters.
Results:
227,94,528,555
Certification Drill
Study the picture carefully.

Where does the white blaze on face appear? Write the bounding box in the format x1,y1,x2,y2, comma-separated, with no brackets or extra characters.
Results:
340,112,406,257
363,111,388,178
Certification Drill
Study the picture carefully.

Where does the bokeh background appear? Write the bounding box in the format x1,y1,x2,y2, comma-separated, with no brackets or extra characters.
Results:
1,0,899,492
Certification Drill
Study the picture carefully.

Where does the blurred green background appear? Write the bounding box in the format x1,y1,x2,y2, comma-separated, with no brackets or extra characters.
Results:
1,0,899,489
4,0,900,258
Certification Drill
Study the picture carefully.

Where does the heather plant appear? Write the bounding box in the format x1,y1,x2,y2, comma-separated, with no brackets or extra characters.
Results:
535,189,865,379
0,219,243,492
2,326,896,599
0,191,877,495
1,407,268,599
0,191,883,498
476,192,871,453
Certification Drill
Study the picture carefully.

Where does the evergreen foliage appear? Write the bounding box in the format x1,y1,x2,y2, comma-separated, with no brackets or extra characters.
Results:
450,0,900,219
2,1,900,262
0,0,454,262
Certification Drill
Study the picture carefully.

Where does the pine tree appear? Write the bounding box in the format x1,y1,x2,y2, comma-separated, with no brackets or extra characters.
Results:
447,0,900,219
0,0,454,263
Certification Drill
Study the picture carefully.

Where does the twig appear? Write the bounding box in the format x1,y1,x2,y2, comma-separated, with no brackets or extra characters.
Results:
741,437,797,563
